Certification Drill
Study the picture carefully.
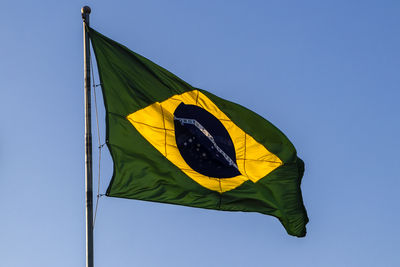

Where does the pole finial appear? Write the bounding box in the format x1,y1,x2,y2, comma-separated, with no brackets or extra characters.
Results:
81,6,91,21
81,6,91,15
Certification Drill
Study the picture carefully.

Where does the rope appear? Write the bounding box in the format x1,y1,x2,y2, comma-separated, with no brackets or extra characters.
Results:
90,52,104,228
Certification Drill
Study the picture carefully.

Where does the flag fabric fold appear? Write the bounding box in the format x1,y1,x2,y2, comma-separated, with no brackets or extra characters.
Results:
88,27,308,237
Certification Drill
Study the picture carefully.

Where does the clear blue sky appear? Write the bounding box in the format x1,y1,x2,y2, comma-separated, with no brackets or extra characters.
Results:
1,1,399,266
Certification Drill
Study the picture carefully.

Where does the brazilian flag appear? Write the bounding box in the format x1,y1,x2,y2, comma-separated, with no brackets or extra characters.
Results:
89,27,308,237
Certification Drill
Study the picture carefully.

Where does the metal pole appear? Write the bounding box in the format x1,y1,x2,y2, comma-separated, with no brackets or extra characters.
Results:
81,6,93,267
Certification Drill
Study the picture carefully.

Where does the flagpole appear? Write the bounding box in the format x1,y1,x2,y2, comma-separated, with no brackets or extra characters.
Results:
81,6,94,267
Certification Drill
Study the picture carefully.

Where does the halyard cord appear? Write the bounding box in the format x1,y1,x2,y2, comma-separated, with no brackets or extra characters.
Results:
90,53,104,228
174,116,239,170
